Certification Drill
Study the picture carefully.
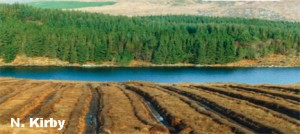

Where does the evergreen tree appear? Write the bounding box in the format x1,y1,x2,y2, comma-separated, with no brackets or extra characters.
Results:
236,46,246,60
77,43,89,64
224,39,236,62
206,39,217,64
4,44,18,63
196,40,206,64
69,45,77,63
94,43,107,62
216,41,225,64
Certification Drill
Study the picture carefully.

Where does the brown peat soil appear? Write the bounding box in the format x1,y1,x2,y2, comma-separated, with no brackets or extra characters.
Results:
0,78,299,134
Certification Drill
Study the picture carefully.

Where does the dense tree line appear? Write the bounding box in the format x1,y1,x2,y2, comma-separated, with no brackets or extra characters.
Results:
0,4,299,65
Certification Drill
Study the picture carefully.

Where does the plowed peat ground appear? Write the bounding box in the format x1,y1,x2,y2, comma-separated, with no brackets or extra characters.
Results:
0,78,299,134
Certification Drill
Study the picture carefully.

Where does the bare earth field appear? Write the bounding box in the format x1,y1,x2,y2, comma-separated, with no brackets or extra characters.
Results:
0,78,299,133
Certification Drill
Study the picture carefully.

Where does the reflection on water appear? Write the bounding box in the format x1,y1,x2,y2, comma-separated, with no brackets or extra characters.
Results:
0,66,299,84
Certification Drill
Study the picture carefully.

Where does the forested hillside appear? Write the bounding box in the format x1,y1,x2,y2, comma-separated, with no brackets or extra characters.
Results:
0,4,299,65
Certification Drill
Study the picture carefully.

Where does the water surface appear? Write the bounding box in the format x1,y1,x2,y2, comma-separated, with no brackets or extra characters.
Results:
0,66,299,84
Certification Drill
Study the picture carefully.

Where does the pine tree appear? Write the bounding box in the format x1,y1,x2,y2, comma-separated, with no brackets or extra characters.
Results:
196,39,206,64
77,43,88,64
215,41,225,64
69,45,77,63
236,46,246,60
206,39,217,64
224,39,236,62
4,44,18,63
94,43,107,62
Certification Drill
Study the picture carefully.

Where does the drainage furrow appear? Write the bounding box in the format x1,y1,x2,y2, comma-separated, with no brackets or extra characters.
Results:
162,86,283,134
229,85,300,102
124,84,179,133
84,84,100,134
194,85,300,120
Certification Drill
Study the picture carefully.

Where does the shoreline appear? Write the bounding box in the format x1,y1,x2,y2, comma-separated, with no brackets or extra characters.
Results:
1,64,300,68
1,55,299,68
0,77,299,85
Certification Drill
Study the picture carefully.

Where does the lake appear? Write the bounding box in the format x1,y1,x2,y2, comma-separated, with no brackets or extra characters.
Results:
0,66,299,84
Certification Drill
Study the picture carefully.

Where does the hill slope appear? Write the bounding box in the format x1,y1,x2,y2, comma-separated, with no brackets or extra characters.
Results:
0,0,299,21
76,0,300,22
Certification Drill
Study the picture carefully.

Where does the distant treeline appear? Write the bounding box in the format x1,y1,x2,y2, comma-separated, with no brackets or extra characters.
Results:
0,4,299,65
